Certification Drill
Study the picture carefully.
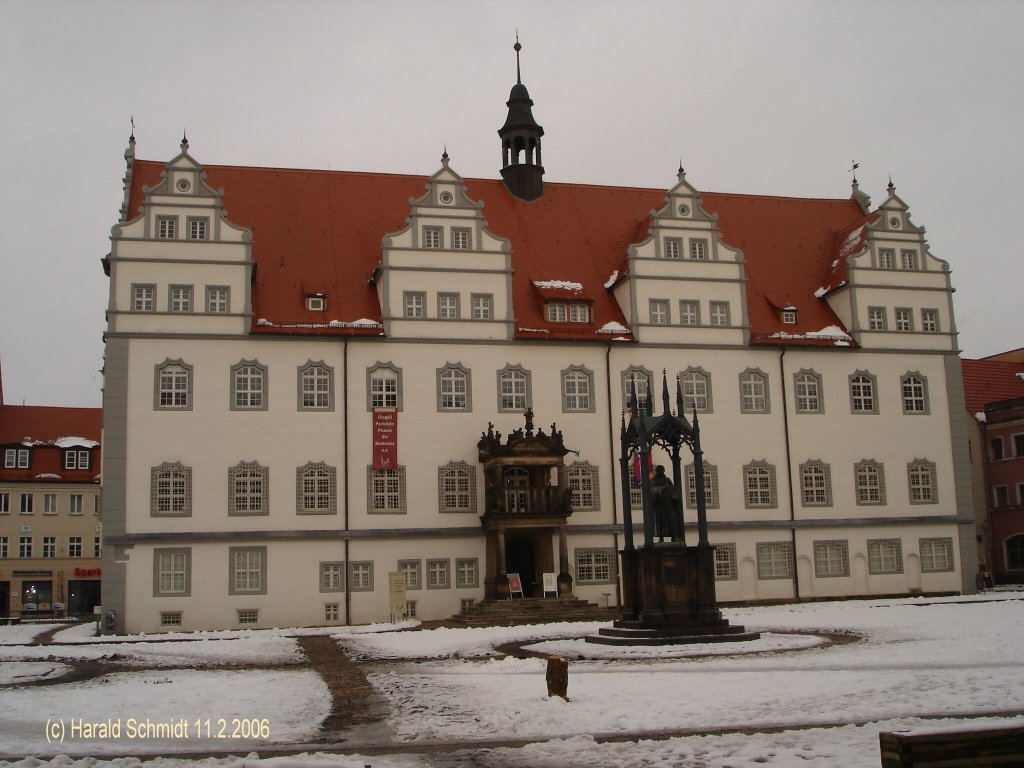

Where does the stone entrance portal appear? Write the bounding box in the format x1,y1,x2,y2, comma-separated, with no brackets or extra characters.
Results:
478,411,574,599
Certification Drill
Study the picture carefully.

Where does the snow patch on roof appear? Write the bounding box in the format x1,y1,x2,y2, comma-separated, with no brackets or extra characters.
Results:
603,271,619,289
257,318,381,330
55,437,99,449
769,325,852,341
597,321,631,335
34,474,61,480
975,411,987,422
533,280,583,293
838,227,865,259
518,327,550,334
1017,373,1024,382
814,287,828,298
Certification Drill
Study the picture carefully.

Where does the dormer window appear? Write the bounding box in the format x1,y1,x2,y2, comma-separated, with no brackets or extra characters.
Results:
570,304,590,323
307,294,325,311
4,447,30,469
782,309,798,325
64,449,91,471
548,303,567,322
156,216,177,239
547,301,590,323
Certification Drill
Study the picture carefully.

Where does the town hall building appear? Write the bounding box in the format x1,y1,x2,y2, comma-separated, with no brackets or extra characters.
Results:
100,50,975,634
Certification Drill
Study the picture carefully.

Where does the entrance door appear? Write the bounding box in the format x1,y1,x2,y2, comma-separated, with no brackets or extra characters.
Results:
0,582,8,618
505,537,537,596
68,580,101,616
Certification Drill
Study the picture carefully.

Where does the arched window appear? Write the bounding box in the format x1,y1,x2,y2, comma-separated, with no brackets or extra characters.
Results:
849,371,877,414
437,363,472,411
497,365,530,412
155,359,192,410
680,367,712,414
296,462,336,514
298,361,333,410
151,462,191,516
438,461,476,513
229,461,268,515
567,461,600,511
231,360,267,410
901,373,929,414
743,460,777,508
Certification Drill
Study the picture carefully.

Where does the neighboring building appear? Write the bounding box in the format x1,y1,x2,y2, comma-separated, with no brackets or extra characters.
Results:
0,367,103,617
101,52,975,634
962,358,1024,583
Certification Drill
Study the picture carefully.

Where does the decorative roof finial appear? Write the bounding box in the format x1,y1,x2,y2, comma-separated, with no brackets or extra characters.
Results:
181,130,189,153
677,160,686,182
514,32,522,85
887,174,895,193
130,114,136,143
442,145,449,166
850,159,859,185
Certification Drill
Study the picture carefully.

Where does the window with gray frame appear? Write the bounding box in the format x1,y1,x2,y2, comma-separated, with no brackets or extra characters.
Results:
794,370,823,413
878,248,895,269
187,216,209,240
739,369,769,413
438,460,476,513
320,561,345,592
229,546,267,595
231,360,267,410
404,291,426,318
229,461,269,515
680,367,712,413
894,308,913,332
153,548,191,596
562,366,595,412
849,372,878,414
800,460,832,506
813,540,850,577
423,226,442,248
455,559,479,588
664,238,681,259
855,460,886,505
471,293,493,320
921,308,939,332
367,363,402,411
368,466,406,514
901,249,918,270
437,363,472,411
169,285,192,313
567,461,600,511
497,365,531,412
622,366,652,410
575,548,617,583
427,559,450,589
689,239,708,260
743,460,777,508
133,284,156,312
296,462,337,515
156,215,177,239
867,307,887,331
649,299,670,325
438,292,460,319
901,373,929,414
151,462,191,516
298,361,333,411
867,538,903,574
713,543,737,580
206,286,229,313
679,300,700,326
919,537,954,572
756,541,793,579
907,459,937,504
399,559,421,590
452,228,471,250
709,301,730,327
685,461,719,508
155,359,193,410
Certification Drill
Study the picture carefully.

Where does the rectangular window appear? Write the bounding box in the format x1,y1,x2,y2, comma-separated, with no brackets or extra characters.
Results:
709,301,729,327
901,249,918,270
42,536,56,558
919,538,954,572
744,463,777,508
94,536,101,558
0,537,7,558
350,562,373,591
320,561,345,592
405,601,417,618
1014,434,1024,457
850,375,876,414
689,239,708,260
739,372,768,413
132,284,156,312
206,286,229,313
921,309,939,333
908,461,937,504
156,216,177,239
795,372,822,413
20,493,33,515
19,536,32,558
813,540,850,577
427,559,450,589
782,309,797,325
867,307,887,331
64,449,91,470
575,548,616,583
855,461,885,505
868,538,903,574
878,248,895,269
0,493,8,514
452,228,471,250
713,543,737,580
438,293,460,319
547,303,567,322
187,217,208,240
664,238,681,259
994,485,1009,508
229,547,266,595
155,549,189,595
423,226,442,249
370,367,399,409
562,368,592,412
299,364,332,410
800,462,831,506
471,294,493,320
324,603,339,621
369,467,405,514
237,609,259,625
399,559,421,590
161,612,183,627
569,304,590,323
404,292,425,318
679,300,700,326
895,308,913,331
991,438,1005,461
649,299,670,325
43,493,57,515
68,536,82,558
756,541,793,579
169,285,192,313
455,558,479,588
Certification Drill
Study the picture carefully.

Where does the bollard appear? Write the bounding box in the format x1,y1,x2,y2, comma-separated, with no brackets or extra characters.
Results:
546,656,569,699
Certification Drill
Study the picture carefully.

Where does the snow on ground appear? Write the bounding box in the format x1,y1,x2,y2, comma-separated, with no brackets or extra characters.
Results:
0,594,1021,766
0,663,69,685
0,622,70,646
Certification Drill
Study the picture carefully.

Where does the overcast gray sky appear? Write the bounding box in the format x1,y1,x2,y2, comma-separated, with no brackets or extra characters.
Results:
2,0,1021,408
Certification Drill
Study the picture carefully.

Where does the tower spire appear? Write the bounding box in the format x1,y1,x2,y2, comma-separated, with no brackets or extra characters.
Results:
498,35,545,201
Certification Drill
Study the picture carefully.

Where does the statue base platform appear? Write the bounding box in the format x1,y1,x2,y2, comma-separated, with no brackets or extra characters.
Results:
586,543,759,646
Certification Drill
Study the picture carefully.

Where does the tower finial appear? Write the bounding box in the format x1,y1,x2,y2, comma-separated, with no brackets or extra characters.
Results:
850,159,859,185
887,174,895,193
442,144,449,164
181,130,189,153
514,32,522,85
130,114,136,143
677,160,686,182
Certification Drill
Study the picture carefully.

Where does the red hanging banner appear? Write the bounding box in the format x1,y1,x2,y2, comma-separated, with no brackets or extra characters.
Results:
373,408,398,470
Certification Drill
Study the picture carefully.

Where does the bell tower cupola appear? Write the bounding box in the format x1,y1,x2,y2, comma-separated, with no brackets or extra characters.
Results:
498,36,545,201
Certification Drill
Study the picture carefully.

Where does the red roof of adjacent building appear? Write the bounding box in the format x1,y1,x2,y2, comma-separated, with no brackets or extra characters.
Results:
0,404,102,483
125,158,869,344
961,359,1024,415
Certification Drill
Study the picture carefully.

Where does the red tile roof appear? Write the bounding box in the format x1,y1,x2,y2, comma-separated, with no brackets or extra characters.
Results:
961,359,1024,415
0,405,102,483
126,159,870,344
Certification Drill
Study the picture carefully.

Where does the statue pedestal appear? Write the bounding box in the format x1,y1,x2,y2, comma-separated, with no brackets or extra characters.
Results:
587,544,759,646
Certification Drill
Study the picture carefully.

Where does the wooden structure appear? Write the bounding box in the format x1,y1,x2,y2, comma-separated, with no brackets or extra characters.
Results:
879,725,1024,767
478,410,574,599
589,371,758,645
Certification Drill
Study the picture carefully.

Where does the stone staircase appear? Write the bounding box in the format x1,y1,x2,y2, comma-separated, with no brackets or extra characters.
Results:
450,597,617,627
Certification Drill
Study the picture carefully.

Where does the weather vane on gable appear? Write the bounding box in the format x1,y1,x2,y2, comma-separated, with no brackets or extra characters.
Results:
850,159,860,183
